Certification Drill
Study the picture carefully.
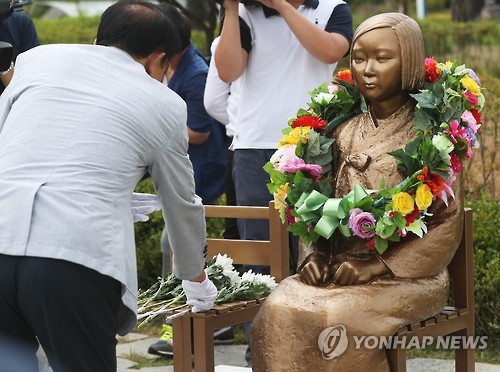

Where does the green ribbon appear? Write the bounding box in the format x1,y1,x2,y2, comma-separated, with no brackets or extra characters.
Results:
295,190,328,215
295,184,379,239
314,215,339,239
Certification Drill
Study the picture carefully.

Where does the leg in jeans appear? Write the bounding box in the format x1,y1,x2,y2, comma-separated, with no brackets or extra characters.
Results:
0,254,121,372
233,149,276,366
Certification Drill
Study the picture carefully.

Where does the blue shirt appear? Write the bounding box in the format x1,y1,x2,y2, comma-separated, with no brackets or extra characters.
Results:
168,43,226,202
0,10,39,94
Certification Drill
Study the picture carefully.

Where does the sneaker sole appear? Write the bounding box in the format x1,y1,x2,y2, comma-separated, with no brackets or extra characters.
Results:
147,347,174,357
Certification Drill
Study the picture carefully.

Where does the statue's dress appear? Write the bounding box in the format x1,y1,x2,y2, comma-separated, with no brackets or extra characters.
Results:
250,102,464,371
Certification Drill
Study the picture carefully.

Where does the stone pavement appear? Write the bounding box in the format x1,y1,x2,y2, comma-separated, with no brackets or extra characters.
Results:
37,332,500,371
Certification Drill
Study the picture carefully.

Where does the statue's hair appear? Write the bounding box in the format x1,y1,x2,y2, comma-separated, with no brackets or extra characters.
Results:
351,12,425,92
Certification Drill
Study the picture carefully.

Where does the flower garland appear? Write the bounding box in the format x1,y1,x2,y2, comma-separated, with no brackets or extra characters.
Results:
265,60,485,254
137,254,277,325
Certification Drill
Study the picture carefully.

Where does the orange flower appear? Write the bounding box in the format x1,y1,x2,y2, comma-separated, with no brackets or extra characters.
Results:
335,69,354,85
417,167,444,196
291,115,326,131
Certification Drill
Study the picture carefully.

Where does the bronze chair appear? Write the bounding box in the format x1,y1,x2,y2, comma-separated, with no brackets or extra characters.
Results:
172,201,290,372
387,208,474,372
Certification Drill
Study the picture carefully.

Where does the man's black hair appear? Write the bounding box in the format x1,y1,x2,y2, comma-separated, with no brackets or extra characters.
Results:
96,0,178,61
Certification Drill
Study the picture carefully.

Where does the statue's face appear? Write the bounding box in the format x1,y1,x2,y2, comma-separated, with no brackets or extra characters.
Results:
351,28,404,104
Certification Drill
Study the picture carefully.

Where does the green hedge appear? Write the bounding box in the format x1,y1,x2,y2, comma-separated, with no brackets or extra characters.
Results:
465,195,500,342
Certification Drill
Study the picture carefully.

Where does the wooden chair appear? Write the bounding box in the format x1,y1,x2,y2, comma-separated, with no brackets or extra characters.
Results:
387,208,474,372
172,201,290,372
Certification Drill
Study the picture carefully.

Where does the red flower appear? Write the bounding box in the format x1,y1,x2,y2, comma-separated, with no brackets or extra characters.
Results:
417,167,444,196
425,57,441,83
365,237,376,251
286,207,296,225
405,205,420,226
335,69,354,85
463,91,478,106
291,115,327,131
470,109,482,126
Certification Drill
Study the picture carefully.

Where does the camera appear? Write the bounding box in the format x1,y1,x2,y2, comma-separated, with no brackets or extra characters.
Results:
214,0,262,7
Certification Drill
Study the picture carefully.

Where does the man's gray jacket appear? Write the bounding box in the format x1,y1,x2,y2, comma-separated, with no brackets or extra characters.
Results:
0,44,206,335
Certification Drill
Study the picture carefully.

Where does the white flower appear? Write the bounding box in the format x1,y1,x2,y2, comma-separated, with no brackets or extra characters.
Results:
254,273,278,290
432,133,454,154
214,253,234,272
241,269,256,283
225,270,242,285
241,269,278,290
406,218,428,238
313,92,335,104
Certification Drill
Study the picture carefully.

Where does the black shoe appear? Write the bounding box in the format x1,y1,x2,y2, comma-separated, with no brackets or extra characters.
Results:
147,339,173,356
213,326,235,345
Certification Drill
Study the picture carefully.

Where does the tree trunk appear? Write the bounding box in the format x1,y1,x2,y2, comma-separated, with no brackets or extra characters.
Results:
160,0,218,56
451,0,484,21
401,0,409,15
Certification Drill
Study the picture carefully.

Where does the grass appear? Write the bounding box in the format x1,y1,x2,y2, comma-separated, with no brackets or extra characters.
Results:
121,351,173,369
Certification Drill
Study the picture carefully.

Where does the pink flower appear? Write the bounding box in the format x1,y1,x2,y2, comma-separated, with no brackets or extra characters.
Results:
450,152,462,174
463,91,478,106
438,172,457,206
444,120,469,144
328,84,339,94
278,157,323,177
461,110,480,133
348,208,376,239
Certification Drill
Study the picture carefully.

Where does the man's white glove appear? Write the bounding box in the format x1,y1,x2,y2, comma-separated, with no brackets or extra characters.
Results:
182,276,218,313
131,192,162,222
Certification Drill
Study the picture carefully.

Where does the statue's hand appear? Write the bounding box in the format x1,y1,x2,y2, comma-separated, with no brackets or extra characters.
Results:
297,252,330,286
333,256,392,286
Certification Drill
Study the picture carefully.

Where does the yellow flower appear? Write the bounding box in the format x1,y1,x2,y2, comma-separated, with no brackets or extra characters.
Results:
415,184,433,210
460,75,481,95
392,192,415,216
444,61,453,67
279,126,310,147
274,183,289,213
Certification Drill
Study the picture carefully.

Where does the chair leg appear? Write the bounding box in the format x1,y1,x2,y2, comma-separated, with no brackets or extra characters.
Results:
386,347,407,372
455,328,475,372
192,317,215,372
172,315,193,372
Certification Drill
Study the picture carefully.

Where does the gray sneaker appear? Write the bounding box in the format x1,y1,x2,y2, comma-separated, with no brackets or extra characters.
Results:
147,339,173,356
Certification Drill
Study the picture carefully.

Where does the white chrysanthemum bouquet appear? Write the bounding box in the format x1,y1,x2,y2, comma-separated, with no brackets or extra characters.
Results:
137,254,277,325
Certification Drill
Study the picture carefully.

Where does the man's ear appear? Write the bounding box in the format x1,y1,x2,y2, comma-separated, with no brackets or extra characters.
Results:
144,51,168,81
147,52,167,70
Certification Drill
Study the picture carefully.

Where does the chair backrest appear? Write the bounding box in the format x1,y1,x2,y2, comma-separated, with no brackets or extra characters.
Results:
448,207,474,310
204,201,290,282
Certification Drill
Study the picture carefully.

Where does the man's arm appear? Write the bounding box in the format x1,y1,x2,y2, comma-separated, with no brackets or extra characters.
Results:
261,0,351,63
214,0,248,82
148,107,207,281
183,72,215,145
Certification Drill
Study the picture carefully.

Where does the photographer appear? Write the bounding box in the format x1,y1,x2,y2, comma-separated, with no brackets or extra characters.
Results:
0,0,38,92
